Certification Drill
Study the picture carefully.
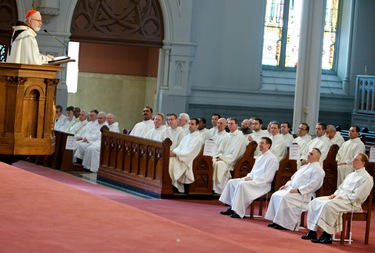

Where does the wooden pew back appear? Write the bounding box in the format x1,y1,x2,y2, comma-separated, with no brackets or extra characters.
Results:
232,141,258,178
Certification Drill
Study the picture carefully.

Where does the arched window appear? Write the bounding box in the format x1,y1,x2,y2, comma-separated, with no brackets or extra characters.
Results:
262,0,340,71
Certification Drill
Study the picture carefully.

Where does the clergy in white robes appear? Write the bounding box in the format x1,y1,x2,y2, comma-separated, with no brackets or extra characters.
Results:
303,153,373,243
209,114,220,137
54,105,67,131
169,118,204,193
59,107,75,132
281,122,294,147
293,123,312,157
219,137,279,218
145,113,166,141
326,125,345,147
163,114,186,150
7,10,53,64
298,123,331,169
67,111,88,134
212,118,229,153
213,118,247,194
265,148,325,230
248,118,269,157
336,126,365,187
269,122,287,161
198,117,212,141
240,119,252,142
106,113,120,133
75,112,108,162
130,106,154,137
178,113,190,134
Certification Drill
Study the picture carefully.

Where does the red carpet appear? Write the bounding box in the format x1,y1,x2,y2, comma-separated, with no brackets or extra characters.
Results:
4,161,375,253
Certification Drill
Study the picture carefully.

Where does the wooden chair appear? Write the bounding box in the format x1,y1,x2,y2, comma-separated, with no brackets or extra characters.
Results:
340,183,373,244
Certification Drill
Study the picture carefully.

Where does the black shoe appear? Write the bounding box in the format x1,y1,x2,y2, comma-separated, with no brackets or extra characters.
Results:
301,231,317,240
220,207,234,215
267,223,277,228
311,233,332,244
274,224,287,230
230,213,241,218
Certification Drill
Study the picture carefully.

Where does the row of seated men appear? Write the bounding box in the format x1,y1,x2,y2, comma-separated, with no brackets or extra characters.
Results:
129,106,366,192
129,106,373,245
54,105,120,172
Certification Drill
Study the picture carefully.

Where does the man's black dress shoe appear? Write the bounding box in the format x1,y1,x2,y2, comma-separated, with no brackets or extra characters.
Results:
273,224,287,230
311,233,332,244
220,207,234,215
301,231,317,240
230,213,241,218
267,223,277,228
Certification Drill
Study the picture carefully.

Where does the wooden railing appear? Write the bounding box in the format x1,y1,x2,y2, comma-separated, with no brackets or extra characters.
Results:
354,75,375,115
98,128,173,198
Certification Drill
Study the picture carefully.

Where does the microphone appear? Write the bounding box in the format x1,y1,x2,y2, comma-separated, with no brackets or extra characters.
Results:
44,29,68,56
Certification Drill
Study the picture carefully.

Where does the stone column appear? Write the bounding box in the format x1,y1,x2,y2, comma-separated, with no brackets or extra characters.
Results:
293,0,326,134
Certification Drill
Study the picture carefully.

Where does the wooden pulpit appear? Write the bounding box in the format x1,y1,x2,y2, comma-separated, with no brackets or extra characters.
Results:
0,62,62,156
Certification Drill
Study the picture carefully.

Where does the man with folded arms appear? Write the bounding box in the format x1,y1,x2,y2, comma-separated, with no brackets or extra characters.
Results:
301,153,373,244
219,137,279,218
265,148,325,230
213,118,247,194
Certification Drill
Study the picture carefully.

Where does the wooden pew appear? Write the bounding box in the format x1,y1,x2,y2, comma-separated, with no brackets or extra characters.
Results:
98,128,174,199
189,148,214,198
232,141,258,178
274,148,297,192
321,144,339,196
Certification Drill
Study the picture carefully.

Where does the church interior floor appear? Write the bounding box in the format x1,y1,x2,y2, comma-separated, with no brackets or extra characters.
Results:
6,160,375,253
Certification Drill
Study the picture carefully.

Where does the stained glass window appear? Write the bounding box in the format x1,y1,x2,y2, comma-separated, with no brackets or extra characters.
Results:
262,0,340,70
0,45,6,62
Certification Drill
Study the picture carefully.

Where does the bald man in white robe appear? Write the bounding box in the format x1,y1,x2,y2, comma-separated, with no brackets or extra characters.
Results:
213,118,247,194
130,107,154,138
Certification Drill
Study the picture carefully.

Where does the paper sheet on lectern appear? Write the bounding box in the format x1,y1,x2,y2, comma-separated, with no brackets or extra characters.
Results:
289,143,300,160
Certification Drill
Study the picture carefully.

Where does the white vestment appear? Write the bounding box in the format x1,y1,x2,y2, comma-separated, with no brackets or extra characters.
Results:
209,127,218,137
293,134,312,156
54,114,67,131
283,133,294,147
250,130,269,157
67,119,88,135
145,125,166,141
181,124,189,134
162,126,186,150
219,150,279,218
108,122,120,133
270,133,287,161
130,120,154,138
265,162,325,230
7,24,50,64
169,131,204,193
307,168,373,234
298,136,332,169
199,128,212,141
82,123,117,172
212,130,229,154
59,117,74,132
329,132,345,147
74,121,108,160
336,137,365,187
212,130,247,194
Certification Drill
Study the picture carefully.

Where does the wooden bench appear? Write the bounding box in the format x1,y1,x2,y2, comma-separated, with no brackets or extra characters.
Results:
189,148,214,198
98,128,174,198
232,141,258,178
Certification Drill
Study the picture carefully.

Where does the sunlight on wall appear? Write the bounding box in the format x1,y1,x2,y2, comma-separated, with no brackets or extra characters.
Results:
66,41,79,93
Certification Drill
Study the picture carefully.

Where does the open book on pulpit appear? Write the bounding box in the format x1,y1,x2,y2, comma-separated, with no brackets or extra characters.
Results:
47,56,75,65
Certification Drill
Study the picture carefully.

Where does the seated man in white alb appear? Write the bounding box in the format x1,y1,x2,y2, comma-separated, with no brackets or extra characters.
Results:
129,106,154,137
265,148,325,230
298,122,331,169
302,153,373,244
281,121,294,147
209,114,220,137
212,118,229,151
269,121,287,161
59,106,75,132
213,118,247,194
177,113,190,134
248,118,269,157
67,110,88,134
106,113,120,133
198,117,212,141
54,105,67,131
169,118,204,193
325,124,345,147
292,123,312,154
82,114,121,173
336,126,365,187
219,137,279,218
145,113,166,141
74,112,108,166
240,119,252,141
75,110,98,141
162,113,186,150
